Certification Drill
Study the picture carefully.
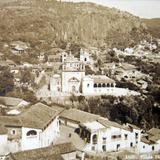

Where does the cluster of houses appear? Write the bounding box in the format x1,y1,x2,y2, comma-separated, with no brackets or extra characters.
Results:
1,39,159,100
0,98,159,159
101,62,151,91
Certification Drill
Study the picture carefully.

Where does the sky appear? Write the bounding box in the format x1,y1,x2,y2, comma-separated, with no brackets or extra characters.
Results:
62,0,160,18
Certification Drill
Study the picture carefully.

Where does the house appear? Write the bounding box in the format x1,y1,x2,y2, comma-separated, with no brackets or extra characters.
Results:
60,108,100,128
0,60,16,68
138,128,160,154
0,97,29,109
38,52,45,62
0,103,62,155
81,119,141,153
60,108,142,153
0,125,8,155
5,142,85,160
80,48,92,65
10,41,29,55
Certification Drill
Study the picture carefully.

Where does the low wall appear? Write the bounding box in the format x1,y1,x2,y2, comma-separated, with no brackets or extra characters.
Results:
84,87,140,97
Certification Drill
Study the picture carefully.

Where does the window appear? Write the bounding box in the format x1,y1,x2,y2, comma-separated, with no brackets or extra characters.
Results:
152,146,155,151
87,84,90,87
135,133,138,139
124,134,128,140
98,83,101,87
102,145,106,152
84,58,87,61
117,144,120,150
92,134,98,144
11,130,16,135
143,146,145,149
94,84,97,88
102,83,105,87
82,65,84,70
103,137,106,144
130,142,133,147
107,83,110,87
26,130,37,136
111,135,121,139
92,146,95,151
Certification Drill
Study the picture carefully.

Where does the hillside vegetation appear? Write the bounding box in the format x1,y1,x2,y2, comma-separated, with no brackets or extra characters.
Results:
0,0,148,51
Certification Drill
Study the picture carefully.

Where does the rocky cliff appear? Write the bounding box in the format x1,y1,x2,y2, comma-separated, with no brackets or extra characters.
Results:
0,0,148,49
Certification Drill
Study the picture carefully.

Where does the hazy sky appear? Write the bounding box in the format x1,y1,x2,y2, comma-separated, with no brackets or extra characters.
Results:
63,0,160,18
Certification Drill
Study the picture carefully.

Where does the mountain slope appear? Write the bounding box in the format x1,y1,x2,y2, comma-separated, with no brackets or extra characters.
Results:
142,18,160,38
0,0,148,50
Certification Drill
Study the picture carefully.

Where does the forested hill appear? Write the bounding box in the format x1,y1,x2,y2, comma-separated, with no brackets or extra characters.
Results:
0,0,148,49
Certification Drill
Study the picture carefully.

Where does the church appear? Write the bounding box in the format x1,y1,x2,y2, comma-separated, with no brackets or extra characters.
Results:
50,50,139,97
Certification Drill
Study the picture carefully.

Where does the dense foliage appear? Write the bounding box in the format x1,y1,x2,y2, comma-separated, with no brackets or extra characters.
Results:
0,67,14,95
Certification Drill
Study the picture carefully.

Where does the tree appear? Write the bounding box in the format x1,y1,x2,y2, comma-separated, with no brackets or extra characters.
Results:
7,88,37,103
20,69,34,85
0,67,14,95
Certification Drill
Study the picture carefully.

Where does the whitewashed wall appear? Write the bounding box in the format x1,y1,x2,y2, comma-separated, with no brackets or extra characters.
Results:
21,116,60,150
83,87,140,97
61,71,85,93
21,127,41,151
0,135,8,155
84,126,141,153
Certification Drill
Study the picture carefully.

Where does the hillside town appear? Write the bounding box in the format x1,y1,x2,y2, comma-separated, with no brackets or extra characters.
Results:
0,0,160,160
0,37,160,159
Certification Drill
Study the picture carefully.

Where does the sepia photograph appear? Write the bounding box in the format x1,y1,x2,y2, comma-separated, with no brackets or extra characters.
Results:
0,0,160,159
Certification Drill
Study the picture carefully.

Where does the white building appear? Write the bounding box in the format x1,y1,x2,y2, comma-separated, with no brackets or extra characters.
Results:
0,125,8,156
0,103,62,155
138,128,160,154
80,48,91,64
50,52,140,97
60,108,160,155
60,108,141,153
80,119,141,153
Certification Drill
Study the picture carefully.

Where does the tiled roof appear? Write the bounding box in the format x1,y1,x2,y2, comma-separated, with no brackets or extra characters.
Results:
60,108,100,124
6,142,76,160
0,125,8,135
0,96,27,107
97,118,137,132
18,103,60,129
141,128,160,144
97,118,126,130
0,103,62,130
0,116,22,127
92,75,115,84
147,128,160,136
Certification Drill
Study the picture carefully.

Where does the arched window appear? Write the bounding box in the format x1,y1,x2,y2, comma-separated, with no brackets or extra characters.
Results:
98,83,101,87
94,84,97,88
102,83,106,87
107,83,110,87
92,134,98,144
111,83,114,87
26,130,37,136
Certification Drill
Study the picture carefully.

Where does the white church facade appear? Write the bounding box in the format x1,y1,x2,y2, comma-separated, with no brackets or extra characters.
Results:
50,50,140,97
